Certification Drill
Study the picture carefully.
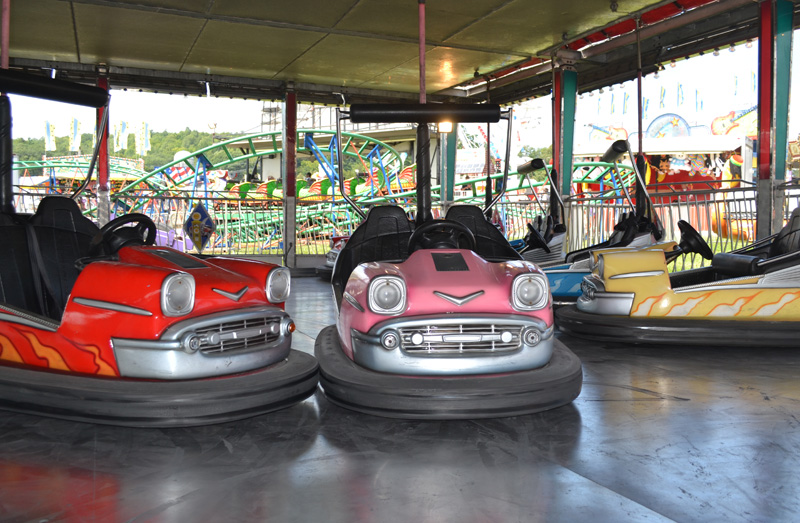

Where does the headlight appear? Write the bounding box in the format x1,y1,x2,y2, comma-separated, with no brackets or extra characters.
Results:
161,273,195,317
368,276,406,315
594,255,605,279
266,267,291,302
511,273,549,311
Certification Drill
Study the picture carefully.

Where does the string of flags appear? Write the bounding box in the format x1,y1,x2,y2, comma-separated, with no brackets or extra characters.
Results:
43,119,151,155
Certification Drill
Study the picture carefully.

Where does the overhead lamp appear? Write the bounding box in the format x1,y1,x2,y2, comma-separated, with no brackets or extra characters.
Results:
438,121,453,133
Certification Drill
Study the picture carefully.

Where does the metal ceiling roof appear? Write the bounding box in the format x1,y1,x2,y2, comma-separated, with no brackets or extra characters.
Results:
5,0,792,105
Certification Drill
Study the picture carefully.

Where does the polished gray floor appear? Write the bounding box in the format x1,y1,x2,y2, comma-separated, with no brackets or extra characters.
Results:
1,277,798,522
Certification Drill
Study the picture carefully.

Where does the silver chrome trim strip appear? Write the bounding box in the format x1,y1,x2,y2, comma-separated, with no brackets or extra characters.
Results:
343,292,365,312
674,283,795,293
0,308,59,332
72,297,153,316
609,270,664,279
112,306,291,379
433,290,484,306
212,286,248,302
577,291,635,315
350,314,554,376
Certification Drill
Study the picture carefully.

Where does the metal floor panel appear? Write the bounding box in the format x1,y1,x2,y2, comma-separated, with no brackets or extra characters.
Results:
0,277,797,522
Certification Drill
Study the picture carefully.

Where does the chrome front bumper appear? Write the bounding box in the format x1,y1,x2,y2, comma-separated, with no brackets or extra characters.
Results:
576,276,635,315
350,314,554,376
112,306,294,379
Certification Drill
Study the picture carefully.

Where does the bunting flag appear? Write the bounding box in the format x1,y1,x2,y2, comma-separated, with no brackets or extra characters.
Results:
114,121,129,152
45,122,56,151
623,92,630,115
610,93,615,115
643,97,649,121
69,118,81,151
659,86,665,109
135,122,151,155
112,122,120,151
677,84,684,106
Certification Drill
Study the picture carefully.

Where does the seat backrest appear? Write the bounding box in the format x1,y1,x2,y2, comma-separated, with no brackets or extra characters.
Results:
0,212,41,314
332,205,413,307
768,207,800,257
445,205,521,261
28,196,100,319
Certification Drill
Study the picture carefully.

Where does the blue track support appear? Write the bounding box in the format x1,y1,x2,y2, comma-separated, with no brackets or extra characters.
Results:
367,146,392,195
305,133,343,201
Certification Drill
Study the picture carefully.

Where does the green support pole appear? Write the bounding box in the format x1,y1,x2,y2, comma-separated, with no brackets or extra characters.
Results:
444,128,457,204
774,0,793,228
560,68,578,199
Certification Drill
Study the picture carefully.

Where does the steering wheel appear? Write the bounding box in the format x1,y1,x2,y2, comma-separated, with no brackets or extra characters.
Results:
677,220,714,260
524,222,551,254
408,219,476,253
89,213,157,256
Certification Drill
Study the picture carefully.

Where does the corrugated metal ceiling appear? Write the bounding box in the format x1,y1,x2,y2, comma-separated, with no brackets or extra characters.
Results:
5,0,779,104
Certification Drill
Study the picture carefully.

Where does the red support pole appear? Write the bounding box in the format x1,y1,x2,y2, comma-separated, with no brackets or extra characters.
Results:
97,77,109,193
1,0,10,70
418,0,426,103
758,0,774,182
552,69,563,176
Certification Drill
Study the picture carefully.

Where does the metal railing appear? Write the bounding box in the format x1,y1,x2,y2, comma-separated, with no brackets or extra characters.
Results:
14,177,799,264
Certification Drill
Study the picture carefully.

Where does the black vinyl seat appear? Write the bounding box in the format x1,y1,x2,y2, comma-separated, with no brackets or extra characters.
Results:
27,196,100,319
445,205,521,261
332,205,413,307
768,207,800,257
0,212,41,314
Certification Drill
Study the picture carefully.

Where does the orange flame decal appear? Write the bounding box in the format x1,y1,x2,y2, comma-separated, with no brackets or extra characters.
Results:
23,332,71,371
664,292,713,316
76,344,117,376
632,293,665,315
708,294,758,317
752,291,800,316
0,334,24,364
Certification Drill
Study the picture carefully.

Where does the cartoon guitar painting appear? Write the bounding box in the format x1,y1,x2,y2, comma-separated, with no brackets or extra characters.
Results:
587,124,628,142
711,106,757,136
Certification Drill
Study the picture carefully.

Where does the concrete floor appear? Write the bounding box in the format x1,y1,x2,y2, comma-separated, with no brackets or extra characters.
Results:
1,277,798,522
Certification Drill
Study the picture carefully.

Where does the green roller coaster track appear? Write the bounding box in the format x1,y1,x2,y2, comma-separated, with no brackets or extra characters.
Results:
13,132,637,254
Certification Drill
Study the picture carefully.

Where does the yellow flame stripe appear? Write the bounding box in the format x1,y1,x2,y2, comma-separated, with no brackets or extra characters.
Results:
23,332,71,371
0,334,24,364
77,344,117,376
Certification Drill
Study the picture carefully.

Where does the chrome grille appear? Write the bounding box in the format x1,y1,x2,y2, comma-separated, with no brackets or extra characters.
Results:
195,316,281,354
398,324,522,354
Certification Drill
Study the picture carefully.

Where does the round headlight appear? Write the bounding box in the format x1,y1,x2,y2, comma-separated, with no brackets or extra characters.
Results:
368,276,406,315
512,273,549,311
267,267,291,302
161,273,195,317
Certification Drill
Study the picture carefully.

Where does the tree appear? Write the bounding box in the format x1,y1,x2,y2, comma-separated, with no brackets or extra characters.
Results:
518,145,552,162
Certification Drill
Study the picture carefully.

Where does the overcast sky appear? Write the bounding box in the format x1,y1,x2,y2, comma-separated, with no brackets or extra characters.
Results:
8,90,267,140
8,36,800,151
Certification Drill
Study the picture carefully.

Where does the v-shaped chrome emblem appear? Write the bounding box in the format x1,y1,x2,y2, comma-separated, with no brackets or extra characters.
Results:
433,290,484,306
212,286,248,302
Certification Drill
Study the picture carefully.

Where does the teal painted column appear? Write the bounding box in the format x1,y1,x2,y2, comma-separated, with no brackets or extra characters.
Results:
560,68,577,198
775,0,792,183
773,0,793,230
444,128,457,205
